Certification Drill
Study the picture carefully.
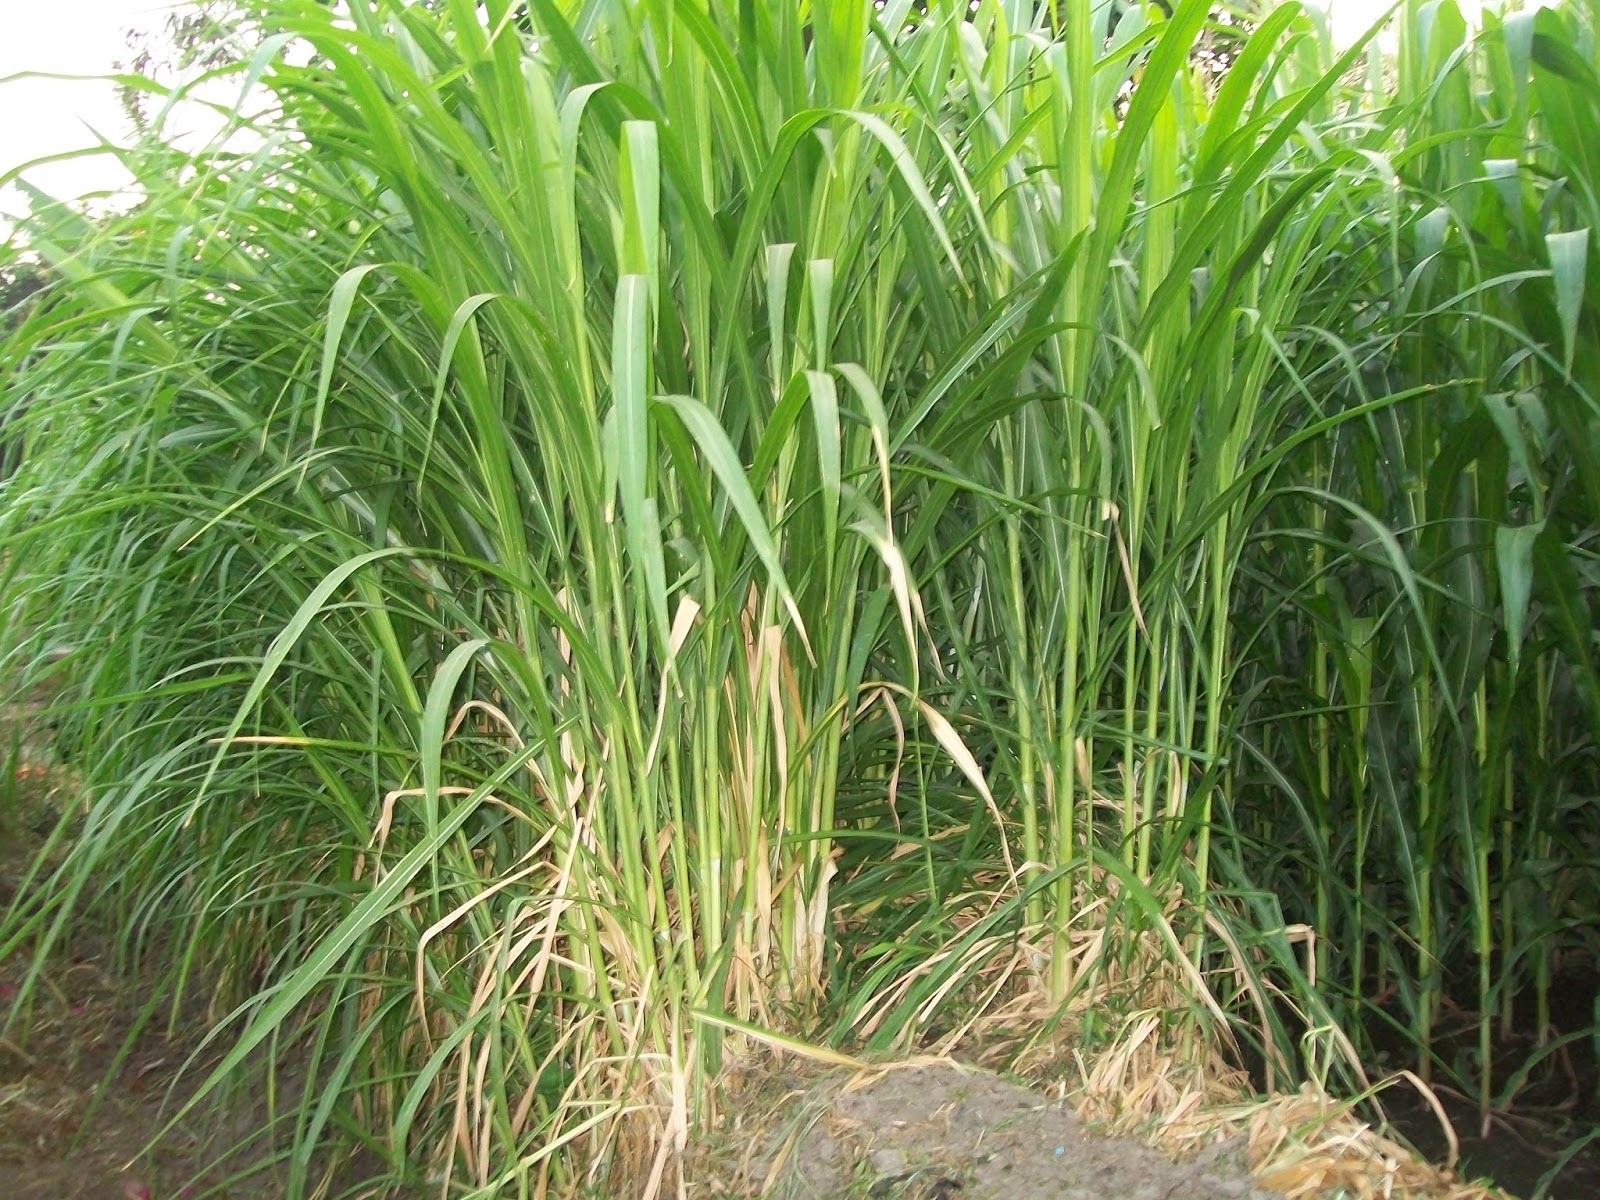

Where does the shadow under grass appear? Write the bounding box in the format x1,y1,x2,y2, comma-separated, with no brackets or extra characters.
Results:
1,713,407,1200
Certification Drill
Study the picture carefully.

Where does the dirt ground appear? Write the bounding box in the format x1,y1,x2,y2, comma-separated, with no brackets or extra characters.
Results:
0,941,313,1199
1,698,366,1200
706,1062,1282,1200
0,781,348,1198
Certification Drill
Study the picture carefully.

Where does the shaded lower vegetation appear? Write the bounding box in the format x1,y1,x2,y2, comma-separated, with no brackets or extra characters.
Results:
2,0,1598,1196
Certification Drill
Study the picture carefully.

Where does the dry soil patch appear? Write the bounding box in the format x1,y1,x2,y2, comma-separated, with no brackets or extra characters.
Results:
725,1062,1282,1200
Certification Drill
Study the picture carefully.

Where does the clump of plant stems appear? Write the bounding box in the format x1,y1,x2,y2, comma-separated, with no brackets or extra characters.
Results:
1,0,1595,1195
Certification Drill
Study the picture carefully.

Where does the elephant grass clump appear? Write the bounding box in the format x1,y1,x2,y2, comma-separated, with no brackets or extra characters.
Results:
2,1,1596,1195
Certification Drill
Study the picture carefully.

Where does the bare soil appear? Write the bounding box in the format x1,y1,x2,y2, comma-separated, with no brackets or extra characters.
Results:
1,704,384,1200
707,1062,1283,1200
0,939,315,1200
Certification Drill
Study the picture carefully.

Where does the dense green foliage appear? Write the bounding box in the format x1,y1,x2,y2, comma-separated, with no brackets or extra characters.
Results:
2,0,1597,1194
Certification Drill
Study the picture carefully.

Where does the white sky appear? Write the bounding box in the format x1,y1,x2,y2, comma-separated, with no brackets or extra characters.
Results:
0,0,187,223
0,0,1462,228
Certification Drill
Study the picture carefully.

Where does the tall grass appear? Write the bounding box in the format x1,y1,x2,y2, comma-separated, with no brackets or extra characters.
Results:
2,0,1596,1194
1234,0,1600,1111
